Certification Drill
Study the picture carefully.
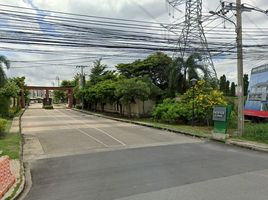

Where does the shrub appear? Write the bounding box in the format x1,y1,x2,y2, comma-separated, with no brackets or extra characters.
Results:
151,98,191,123
75,104,82,109
0,118,7,135
152,80,227,125
0,96,10,118
8,106,21,118
43,105,54,109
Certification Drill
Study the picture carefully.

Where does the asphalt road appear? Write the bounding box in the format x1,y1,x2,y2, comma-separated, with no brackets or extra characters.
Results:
22,105,268,200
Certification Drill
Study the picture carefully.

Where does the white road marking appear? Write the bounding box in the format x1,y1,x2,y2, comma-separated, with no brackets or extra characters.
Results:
94,127,126,146
56,109,126,146
44,109,109,147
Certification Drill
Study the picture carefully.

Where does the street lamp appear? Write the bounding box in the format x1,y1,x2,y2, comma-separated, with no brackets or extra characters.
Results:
190,78,198,126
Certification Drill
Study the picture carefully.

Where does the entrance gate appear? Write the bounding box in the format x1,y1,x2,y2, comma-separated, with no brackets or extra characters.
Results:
21,86,74,108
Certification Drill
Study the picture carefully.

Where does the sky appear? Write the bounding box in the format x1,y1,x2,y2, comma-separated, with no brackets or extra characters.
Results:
1,0,268,86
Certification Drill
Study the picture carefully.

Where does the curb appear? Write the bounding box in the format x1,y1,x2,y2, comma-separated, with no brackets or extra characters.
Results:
73,109,210,140
74,109,268,153
3,109,26,200
226,139,268,153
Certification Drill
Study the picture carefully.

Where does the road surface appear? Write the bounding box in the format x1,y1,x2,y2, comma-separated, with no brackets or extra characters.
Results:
22,105,268,200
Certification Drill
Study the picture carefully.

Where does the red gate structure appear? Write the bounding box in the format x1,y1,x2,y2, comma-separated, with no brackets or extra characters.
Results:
21,86,74,108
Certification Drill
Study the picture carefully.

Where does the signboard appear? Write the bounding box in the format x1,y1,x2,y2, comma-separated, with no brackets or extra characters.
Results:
245,64,268,112
213,106,227,122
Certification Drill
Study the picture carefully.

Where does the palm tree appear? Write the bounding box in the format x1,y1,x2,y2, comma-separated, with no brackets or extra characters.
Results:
168,53,208,93
0,55,10,87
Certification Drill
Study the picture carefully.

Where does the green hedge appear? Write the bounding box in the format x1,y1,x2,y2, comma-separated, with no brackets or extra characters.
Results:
43,105,54,109
0,118,7,135
75,104,82,109
0,95,10,118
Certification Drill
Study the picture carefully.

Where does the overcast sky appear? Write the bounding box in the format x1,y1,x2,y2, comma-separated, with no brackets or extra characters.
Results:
1,0,268,86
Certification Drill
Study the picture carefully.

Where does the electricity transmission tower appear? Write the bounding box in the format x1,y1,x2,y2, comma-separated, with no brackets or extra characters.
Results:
166,0,217,79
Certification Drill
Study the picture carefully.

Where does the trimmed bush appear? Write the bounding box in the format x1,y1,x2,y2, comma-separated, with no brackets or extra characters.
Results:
43,105,54,109
0,95,10,118
0,118,7,135
8,106,21,118
75,104,82,109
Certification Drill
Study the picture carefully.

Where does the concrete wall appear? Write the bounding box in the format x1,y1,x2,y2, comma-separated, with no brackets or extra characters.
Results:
95,99,155,117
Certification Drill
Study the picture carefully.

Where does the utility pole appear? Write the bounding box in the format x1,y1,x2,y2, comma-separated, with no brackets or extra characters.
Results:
236,0,244,136
56,76,60,87
76,65,89,109
209,1,268,136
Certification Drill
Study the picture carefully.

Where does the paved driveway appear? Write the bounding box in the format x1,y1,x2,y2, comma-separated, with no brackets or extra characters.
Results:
22,107,201,161
22,107,268,200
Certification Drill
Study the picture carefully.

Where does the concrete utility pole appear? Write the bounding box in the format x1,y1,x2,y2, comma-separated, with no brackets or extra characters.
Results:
56,76,60,87
209,1,268,136
76,65,89,109
236,0,244,136
209,0,268,136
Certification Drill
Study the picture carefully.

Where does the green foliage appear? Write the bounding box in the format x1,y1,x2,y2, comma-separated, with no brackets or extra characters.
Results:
151,98,190,123
89,58,108,84
228,111,237,129
243,74,249,96
0,96,10,117
0,55,10,87
116,52,172,90
75,104,82,109
230,82,236,97
0,81,19,98
53,90,66,103
183,80,227,124
240,123,268,144
43,105,54,109
115,78,150,104
0,118,7,135
152,80,227,125
0,132,21,159
8,107,21,118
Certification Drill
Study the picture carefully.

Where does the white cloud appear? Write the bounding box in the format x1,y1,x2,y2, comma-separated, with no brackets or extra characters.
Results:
0,0,267,85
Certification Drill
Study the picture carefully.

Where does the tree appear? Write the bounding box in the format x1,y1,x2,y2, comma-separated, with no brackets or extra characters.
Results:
169,53,209,93
167,57,184,96
115,78,150,116
219,75,227,93
0,80,19,117
230,82,236,97
10,76,28,107
243,74,249,96
0,81,19,98
89,58,107,85
225,80,230,96
116,52,172,90
0,55,10,87
82,80,118,111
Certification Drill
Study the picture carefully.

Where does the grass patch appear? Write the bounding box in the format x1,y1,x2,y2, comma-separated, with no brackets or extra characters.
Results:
0,119,21,159
235,123,268,144
133,118,212,137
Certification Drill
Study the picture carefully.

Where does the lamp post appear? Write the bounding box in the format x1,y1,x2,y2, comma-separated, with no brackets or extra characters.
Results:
190,78,197,126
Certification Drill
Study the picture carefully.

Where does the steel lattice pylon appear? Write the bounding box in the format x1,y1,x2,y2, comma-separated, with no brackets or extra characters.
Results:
167,0,217,79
